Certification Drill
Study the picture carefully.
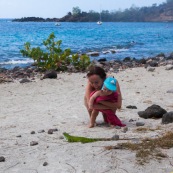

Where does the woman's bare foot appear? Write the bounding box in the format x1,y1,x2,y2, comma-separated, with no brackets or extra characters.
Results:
88,123,94,128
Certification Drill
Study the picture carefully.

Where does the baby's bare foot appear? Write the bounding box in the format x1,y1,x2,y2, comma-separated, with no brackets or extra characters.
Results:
109,124,116,129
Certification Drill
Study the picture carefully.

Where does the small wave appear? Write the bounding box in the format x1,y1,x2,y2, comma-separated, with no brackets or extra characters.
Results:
0,59,34,65
103,48,128,53
116,48,128,52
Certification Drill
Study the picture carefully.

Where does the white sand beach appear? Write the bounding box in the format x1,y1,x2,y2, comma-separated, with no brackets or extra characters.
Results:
0,66,173,173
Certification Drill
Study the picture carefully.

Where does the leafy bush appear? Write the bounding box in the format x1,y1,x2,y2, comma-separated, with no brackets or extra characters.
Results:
20,32,90,71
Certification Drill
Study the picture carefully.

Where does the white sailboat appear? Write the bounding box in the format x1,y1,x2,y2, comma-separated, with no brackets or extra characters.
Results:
97,21,102,25
97,9,102,25
55,22,61,26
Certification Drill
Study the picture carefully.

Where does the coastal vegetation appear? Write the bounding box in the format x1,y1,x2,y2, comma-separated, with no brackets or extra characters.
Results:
13,0,173,22
20,33,90,71
105,131,173,165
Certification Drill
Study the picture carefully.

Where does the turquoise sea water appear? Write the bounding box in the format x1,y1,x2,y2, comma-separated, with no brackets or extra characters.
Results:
0,19,173,69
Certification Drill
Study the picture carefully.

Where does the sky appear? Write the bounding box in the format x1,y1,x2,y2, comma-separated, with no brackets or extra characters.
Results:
0,0,166,19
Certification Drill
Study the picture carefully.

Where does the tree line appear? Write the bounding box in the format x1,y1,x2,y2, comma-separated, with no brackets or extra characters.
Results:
58,0,173,22
13,0,173,22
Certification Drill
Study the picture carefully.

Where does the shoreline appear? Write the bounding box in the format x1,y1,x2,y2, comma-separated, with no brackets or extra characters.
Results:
1,65,173,172
0,52,173,84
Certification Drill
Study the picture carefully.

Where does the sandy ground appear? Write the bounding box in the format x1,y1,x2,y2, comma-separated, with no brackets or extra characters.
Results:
0,66,173,173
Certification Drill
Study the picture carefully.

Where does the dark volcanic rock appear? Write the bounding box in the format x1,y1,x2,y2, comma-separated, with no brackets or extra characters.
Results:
0,68,7,73
138,104,167,119
111,135,119,140
38,129,45,133
147,60,158,67
98,58,107,62
30,141,38,146
16,135,22,137
126,105,137,109
138,58,147,64
43,70,57,79
19,78,31,83
123,57,131,62
167,89,173,93
30,131,35,134
162,111,173,124
43,162,48,166
48,129,54,134
136,122,145,126
0,156,5,162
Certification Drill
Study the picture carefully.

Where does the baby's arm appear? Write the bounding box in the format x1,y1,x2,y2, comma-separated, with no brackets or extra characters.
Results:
89,91,101,109
95,80,122,111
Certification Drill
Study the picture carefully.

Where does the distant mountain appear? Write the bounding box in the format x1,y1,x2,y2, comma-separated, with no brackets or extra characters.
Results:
12,1,173,22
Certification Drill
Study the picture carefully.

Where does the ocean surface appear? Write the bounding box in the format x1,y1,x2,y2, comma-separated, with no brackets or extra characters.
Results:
0,19,173,69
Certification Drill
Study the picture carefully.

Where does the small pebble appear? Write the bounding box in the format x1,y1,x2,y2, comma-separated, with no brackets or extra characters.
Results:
136,122,145,126
111,135,119,140
19,78,31,83
31,131,35,134
129,119,135,122
122,126,128,133
16,135,22,137
132,138,140,143
43,162,48,166
48,129,54,134
126,105,137,109
165,64,173,70
115,126,121,129
59,136,64,139
38,129,45,133
52,128,58,132
0,156,5,162
147,66,155,72
30,141,38,146
167,89,173,93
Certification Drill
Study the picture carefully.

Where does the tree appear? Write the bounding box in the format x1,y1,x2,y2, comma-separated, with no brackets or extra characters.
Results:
166,0,173,6
88,10,98,21
67,12,72,16
72,7,81,16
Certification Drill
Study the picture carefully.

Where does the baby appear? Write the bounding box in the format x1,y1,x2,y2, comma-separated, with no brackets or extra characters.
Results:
88,77,125,128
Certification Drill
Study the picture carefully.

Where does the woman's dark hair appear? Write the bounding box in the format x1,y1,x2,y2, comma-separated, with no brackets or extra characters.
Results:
87,66,106,80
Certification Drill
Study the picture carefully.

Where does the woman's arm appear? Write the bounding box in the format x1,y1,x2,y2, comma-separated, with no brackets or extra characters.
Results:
114,80,122,109
85,81,93,105
89,91,100,109
93,80,122,111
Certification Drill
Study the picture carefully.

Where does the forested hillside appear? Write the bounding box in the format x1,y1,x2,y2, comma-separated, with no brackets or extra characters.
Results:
13,0,173,22
58,0,173,22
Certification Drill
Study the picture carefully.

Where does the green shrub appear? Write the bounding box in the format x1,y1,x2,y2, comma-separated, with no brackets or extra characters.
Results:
20,32,90,71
